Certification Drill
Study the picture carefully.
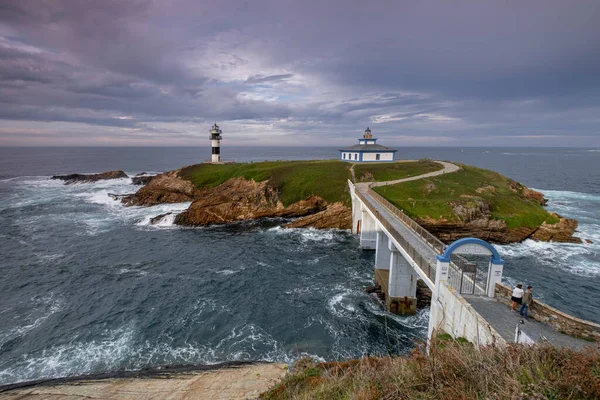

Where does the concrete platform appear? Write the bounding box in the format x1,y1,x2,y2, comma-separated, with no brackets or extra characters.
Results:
464,295,591,350
0,363,287,400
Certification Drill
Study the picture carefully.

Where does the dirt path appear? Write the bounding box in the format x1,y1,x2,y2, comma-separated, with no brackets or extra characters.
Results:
368,161,460,187
0,363,287,400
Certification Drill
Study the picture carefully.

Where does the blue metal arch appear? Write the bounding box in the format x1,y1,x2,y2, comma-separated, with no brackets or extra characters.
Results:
436,237,504,265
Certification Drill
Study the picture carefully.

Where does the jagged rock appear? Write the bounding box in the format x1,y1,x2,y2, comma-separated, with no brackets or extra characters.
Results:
150,212,173,225
450,195,490,223
121,170,198,206
364,285,381,294
175,178,327,226
522,187,548,206
52,170,128,184
108,193,130,200
419,213,580,245
416,280,432,308
132,175,154,185
284,203,352,229
530,213,581,243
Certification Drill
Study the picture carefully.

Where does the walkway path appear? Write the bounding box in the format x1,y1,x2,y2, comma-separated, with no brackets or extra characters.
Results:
369,160,460,187
464,296,590,349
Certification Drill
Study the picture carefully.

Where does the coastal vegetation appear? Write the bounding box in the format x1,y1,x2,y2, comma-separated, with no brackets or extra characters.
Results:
260,340,600,400
353,159,443,182
373,164,560,229
180,160,353,206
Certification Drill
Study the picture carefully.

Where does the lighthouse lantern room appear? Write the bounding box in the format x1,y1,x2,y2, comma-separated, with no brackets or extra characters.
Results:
209,123,223,163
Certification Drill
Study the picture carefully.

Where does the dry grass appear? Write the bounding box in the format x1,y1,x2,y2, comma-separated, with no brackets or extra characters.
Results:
260,340,600,400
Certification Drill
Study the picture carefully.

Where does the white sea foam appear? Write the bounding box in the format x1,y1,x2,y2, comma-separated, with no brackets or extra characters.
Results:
326,287,358,318
216,269,237,275
0,293,64,348
134,203,191,230
498,239,600,277
0,324,136,385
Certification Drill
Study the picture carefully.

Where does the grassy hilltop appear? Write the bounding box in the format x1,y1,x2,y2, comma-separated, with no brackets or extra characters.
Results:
374,163,559,229
180,160,446,207
178,160,559,233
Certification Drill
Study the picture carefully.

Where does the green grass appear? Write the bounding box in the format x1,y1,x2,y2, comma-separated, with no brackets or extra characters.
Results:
373,164,559,229
179,160,353,206
353,159,443,182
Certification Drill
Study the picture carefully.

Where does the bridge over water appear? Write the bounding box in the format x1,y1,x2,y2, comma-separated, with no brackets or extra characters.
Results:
349,164,597,348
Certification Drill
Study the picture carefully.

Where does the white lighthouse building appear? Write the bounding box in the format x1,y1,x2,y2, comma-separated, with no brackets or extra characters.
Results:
209,123,223,163
339,127,397,162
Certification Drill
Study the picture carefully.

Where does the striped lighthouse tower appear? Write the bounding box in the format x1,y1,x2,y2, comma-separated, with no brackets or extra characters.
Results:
209,123,222,163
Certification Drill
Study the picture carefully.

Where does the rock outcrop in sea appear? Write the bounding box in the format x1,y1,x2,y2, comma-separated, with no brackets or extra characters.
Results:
174,178,330,226
52,170,128,184
121,171,199,206
122,170,353,229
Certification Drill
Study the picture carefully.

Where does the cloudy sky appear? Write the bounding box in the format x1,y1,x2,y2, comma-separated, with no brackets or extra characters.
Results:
0,0,599,147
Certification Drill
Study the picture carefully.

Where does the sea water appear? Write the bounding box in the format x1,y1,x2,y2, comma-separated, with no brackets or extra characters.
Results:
0,147,598,385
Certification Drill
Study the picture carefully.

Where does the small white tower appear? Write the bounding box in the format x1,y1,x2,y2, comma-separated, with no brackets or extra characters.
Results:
209,123,222,162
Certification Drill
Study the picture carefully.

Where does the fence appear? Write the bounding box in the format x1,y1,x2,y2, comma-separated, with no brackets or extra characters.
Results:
365,188,446,254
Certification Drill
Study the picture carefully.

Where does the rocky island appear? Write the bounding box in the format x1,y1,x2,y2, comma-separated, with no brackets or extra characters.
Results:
116,159,580,244
51,160,581,244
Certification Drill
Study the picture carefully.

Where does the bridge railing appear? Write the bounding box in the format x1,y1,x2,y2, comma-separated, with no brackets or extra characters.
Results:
365,187,446,255
355,188,437,281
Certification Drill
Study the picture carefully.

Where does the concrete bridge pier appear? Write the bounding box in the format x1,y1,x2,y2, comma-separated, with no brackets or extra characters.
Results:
374,232,417,315
388,245,417,315
359,206,377,249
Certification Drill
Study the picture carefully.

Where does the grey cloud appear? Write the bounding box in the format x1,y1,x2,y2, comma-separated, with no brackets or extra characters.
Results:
245,74,294,84
0,0,599,145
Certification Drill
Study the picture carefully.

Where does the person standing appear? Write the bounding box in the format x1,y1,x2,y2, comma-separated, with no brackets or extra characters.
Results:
520,286,533,318
511,284,524,311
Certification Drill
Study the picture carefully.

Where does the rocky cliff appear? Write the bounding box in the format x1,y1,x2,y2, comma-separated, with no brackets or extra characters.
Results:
415,191,580,244
174,177,351,227
123,171,352,228
121,170,199,206
52,170,128,184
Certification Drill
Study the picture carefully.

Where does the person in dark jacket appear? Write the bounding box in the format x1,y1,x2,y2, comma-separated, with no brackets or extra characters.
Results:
520,286,533,318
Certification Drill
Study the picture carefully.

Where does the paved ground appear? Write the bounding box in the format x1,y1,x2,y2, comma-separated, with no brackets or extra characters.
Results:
464,295,590,349
0,363,287,400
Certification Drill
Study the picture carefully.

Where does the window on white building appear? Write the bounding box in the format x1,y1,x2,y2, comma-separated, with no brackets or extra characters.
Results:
354,153,358,160
376,154,380,160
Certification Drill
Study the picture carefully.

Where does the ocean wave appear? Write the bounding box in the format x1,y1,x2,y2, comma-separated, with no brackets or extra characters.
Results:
135,207,188,229
538,189,600,203
0,324,137,385
0,293,64,349
498,239,600,277
266,226,349,246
